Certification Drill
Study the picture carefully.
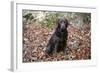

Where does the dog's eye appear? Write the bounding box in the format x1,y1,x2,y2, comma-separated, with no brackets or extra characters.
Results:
63,21,66,24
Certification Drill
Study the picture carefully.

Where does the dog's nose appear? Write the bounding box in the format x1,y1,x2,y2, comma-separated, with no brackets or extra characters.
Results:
61,25,66,32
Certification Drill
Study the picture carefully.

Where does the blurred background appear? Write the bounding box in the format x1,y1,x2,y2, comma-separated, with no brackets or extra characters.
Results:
23,10,91,29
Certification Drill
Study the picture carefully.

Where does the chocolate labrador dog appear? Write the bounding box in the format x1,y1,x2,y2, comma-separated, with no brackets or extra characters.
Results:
45,17,69,55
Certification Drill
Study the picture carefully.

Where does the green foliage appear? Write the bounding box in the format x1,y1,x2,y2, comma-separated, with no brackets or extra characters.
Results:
23,13,34,20
40,12,66,28
40,13,55,28
82,13,91,24
23,11,91,29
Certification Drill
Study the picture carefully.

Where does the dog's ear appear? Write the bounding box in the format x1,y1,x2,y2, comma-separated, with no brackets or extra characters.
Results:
65,18,70,28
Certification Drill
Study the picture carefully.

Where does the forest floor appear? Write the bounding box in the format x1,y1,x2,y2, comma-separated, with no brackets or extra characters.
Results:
23,22,91,62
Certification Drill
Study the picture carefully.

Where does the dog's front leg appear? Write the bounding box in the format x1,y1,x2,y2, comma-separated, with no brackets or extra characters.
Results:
53,43,59,56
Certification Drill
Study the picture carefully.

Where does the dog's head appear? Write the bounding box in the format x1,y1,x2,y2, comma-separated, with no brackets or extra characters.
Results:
56,17,69,32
